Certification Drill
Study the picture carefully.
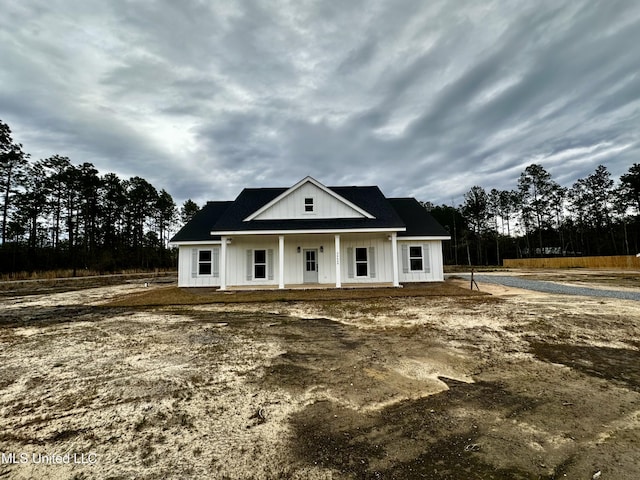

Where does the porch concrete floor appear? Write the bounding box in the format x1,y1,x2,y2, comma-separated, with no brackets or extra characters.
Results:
226,282,396,291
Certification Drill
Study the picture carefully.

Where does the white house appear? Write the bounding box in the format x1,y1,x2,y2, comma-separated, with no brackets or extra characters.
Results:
169,177,450,289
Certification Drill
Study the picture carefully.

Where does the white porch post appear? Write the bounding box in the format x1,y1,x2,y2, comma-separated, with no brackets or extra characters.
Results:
220,236,227,290
391,232,399,287
334,234,341,288
278,235,285,289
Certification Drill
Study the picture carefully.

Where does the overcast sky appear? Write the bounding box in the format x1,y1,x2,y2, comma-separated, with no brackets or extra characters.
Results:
1,0,639,208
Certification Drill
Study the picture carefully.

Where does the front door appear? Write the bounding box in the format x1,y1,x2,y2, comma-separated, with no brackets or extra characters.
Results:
303,249,318,283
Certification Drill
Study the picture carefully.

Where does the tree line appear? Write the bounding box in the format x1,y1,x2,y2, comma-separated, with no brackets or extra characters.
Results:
5,118,636,272
1,119,199,275
427,163,640,265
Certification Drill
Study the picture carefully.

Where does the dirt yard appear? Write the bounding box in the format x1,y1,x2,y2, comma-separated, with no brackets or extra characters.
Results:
1,271,639,479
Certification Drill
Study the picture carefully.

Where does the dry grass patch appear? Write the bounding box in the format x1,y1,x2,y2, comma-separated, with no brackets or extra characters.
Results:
104,279,486,308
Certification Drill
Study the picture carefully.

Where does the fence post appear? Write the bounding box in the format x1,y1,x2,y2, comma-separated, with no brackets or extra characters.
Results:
470,268,479,290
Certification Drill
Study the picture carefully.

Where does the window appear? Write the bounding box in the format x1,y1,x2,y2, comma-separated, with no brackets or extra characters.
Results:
355,247,368,277
304,197,314,212
401,244,430,274
409,246,423,271
198,250,212,275
254,249,267,279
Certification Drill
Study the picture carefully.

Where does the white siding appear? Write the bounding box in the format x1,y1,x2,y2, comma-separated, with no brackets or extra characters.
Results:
225,234,339,286
340,235,394,284
397,240,444,282
282,235,336,285
196,233,398,288
177,245,221,287
177,236,445,288
253,182,366,220
225,237,280,287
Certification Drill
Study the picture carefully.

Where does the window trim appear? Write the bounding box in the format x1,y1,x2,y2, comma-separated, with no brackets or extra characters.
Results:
303,196,315,214
409,245,424,272
354,247,368,278
198,249,213,276
254,249,267,280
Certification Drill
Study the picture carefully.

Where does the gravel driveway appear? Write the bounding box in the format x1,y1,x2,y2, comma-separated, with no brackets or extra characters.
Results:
451,273,640,301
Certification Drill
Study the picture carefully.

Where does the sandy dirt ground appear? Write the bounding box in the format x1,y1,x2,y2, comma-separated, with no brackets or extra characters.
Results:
1,271,639,479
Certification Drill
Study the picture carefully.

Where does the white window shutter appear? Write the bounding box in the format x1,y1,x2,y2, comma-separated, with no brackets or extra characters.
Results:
246,250,252,281
267,249,274,280
191,249,198,278
212,247,220,277
401,244,409,273
369,246,376,278
423,243,431,273
347,247,354,278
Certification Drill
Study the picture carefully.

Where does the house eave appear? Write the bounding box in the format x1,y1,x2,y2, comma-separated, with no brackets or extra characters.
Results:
210,227,406,236
168,240,223,247
397,236,451,241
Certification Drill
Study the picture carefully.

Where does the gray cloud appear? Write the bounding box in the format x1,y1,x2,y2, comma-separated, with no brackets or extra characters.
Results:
1,0,639,209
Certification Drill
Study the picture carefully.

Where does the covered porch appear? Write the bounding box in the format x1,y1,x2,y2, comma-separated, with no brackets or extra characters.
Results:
219,231,400,290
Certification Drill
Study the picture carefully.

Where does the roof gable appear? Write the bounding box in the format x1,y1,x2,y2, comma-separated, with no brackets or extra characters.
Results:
244,176,374,221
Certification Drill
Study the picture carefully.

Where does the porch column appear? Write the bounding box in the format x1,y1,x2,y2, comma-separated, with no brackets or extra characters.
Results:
391,232,399,287
220,236,227,290
335,234,341,288
278,235,285,289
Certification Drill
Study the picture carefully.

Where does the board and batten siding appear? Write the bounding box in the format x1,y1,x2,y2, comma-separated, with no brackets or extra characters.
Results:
226,234,339,286
253,182,365,220
177,245,221,287
397,240,444,282
177,236,445,288
340,236,394,284
281,235,336,285
225,237,280,287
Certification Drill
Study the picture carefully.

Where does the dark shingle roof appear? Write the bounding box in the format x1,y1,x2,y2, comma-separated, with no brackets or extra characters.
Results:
169,201,233,242
170,186,449,242
211,186,405,232
388,198,450,237
210,188,286,231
